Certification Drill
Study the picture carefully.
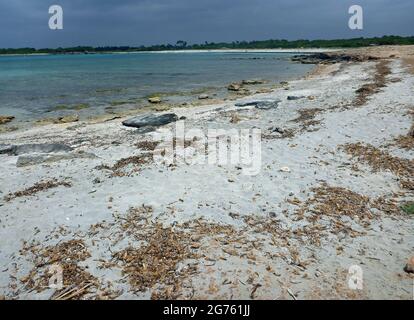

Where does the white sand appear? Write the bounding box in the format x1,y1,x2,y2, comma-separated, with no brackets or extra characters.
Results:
0,48,413,300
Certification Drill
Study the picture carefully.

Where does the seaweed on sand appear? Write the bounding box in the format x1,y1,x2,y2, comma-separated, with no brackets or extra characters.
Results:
4,179,72,202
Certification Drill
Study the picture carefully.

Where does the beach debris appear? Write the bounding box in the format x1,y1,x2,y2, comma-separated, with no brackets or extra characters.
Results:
229,112,241,124
262,127,295,139
0,115,15,125
0,144,14,154
122,113,178,129
250,283,262,299
113,224,198,297
341,142,414,177
1,143,73,156
4,178,72,202
16,152,97,167
135,140,160,151
96,153,152,177
57,115,79,123
291,108,323,123
148,96,162,104
391,134,414,150
404,257,414,274
198,94,209,100
19,239,102,300
287,288,297,300
401,203,414,215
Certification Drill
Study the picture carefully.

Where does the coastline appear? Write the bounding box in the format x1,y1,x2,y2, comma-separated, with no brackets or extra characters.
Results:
0,45,413,300
0,48,339,57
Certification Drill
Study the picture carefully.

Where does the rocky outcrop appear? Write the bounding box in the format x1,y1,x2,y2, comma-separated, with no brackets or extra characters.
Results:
242,79,264,85
0,116,15,125
122,113,178,129
404,257,414,274
291,53,380,65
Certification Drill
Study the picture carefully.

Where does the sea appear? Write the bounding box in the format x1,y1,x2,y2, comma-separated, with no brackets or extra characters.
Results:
0,51,313,123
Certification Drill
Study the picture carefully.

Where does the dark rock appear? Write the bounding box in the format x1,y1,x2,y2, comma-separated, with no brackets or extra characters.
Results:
0,144,14,154
242,79,264,85
291,53,379,65
235,100,281,110
122,113,178,129
228,83,242,91
0,116,15,125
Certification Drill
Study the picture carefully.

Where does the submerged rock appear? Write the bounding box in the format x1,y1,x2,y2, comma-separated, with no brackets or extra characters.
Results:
4,143,73,156
235,100,281,110
58,115,79,123
122,113,178,129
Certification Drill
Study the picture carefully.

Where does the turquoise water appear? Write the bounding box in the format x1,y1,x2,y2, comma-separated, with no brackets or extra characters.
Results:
0,52,312,121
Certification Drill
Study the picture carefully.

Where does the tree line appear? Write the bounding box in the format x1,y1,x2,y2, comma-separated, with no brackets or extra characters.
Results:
1,35,413,55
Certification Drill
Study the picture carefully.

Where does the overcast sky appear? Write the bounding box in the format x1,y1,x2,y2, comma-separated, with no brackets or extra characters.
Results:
0,0,413,48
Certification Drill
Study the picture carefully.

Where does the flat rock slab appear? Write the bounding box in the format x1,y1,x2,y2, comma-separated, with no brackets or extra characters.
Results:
122,113,178,128
16,152,96,167
2,143,73,156
235,100,281,110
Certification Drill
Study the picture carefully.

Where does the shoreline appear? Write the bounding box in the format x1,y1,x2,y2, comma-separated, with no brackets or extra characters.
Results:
0,48,339,57
0,45,413,300
0,51,316,132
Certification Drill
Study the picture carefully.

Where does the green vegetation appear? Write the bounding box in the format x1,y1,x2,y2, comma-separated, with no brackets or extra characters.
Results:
401,203,414,215
1,35,414,55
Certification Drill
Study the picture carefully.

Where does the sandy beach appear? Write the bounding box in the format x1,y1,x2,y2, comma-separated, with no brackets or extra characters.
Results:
0,45,413,300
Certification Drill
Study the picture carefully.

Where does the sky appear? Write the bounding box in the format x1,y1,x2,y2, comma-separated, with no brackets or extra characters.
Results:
0,0,413,48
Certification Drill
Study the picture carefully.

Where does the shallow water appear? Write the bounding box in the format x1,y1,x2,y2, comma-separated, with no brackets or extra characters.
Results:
0,52,312,121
